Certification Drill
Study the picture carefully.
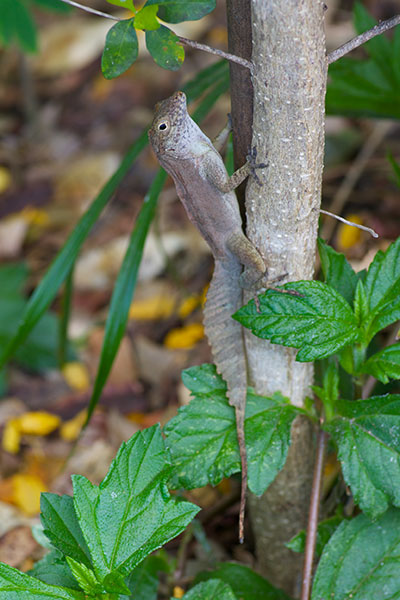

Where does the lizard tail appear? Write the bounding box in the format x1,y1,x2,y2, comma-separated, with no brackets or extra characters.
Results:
203,259,248,542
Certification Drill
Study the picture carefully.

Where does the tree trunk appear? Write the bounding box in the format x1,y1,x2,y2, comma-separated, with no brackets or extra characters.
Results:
235,1,327,595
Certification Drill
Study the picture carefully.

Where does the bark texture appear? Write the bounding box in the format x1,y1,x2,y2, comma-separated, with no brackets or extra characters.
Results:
245,1,327,595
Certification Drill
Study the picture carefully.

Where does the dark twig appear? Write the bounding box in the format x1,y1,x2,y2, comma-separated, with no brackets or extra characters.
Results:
301,428,327,600
57,0,252,69
328,14,400,64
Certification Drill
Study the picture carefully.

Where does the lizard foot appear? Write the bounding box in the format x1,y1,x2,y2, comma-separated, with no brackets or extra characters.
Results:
246,146,268,186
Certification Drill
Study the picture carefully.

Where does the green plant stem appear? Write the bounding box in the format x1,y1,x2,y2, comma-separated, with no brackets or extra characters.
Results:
301,427,327,600
58,265,74,367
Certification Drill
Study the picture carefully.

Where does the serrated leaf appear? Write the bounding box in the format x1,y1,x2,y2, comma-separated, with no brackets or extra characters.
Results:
311,508,400,600
182,579,236,600
0,130,148,371
317,238,358,305
0,561,85,599
235,281,359,362
85,169,166,425
360,343,400,383
144,0,216,23
40,494,90,567
146,25,184,70
65,557,103,595
195,562,291,600
102,19,138,79
28,550,80,590
326,4,400,119
164,364,298,496
72,426,199,579
134,5,160,30
286,514,345,557
325,395,400,519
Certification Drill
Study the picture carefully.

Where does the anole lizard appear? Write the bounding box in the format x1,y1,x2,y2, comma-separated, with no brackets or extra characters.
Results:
149,91,271,542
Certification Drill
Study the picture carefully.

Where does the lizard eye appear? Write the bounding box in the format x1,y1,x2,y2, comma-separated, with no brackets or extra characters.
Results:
157,119,169,132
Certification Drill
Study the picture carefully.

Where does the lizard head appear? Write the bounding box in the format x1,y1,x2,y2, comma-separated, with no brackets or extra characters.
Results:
148,91,203,158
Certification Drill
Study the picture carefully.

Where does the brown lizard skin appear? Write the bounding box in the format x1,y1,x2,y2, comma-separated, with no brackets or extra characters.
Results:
149,91,268,542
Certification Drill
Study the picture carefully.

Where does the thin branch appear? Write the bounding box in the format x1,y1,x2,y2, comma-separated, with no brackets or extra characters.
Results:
178,37,253,71
58,0,252,70
328,14,400,64
58,0,122,20
320,209,378,238
301,428,327,600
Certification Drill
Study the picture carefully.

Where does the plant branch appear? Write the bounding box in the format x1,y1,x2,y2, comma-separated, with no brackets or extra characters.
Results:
320,209,378,238
58,0,252,70
327,14,400,64
58,0,122,19
178,37,253,71
301,428,327,600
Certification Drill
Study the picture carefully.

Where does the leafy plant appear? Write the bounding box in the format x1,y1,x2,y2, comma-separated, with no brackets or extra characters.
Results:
326,2,400,119
101,0,216,78
0,0,71,53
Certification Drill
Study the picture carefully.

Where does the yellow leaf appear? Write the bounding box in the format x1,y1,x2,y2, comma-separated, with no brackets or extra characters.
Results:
164,323,204,350
129,295,175,320
178,294,201,319
0,166,12,194
18,411,61,435
60,409,87,441
62,362,90,391
2,419,21,454
337,214,363,250
12,474,47,516
172,587,185,599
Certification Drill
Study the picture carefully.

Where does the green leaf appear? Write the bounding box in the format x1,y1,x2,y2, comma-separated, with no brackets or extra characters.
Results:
65,557,104,595
182,579,236,600
286,514,345,557
0,130,148,371
72,425,199,579
146,25,184,70
0,561,85,599
40,494,90,567
360,343,400,384
134,5,160,30
102,19,138,79
86,169,166,425
32,0,73,13
363,237,400,339
234,281,360,362
326,4,400,119
125,555,168,600
0,296,70,372
311,508,400,600
195,562,291,600
165,364,298,496
311,362,339,421
0,263,28,296
317,238,358,305
387,151,400,188
28,550,80,590
144,0,216,23
325,395,400,519
106,0,134,9
0,0,38,53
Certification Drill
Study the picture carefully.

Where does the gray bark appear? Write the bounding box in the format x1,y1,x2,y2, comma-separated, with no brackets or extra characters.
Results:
244,1,327,595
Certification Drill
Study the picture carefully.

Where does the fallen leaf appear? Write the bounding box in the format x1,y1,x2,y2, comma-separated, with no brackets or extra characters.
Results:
129,295,175,320
337,214,363,250
17,412,61,436
62,362,90,392
12,474,47,516
0,526,38,568
164,323,204,350
60,409,87,441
